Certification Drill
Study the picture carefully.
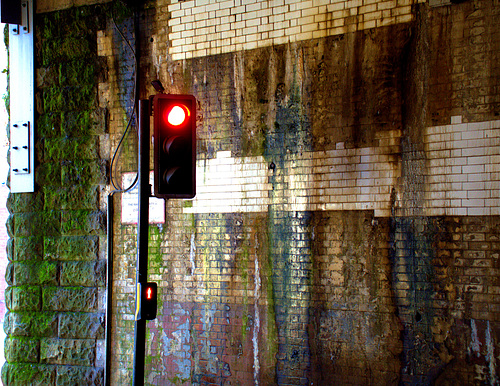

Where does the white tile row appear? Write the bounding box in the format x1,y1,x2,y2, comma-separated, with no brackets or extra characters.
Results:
425,119,500,216
161,0,421,60
182,119,499,217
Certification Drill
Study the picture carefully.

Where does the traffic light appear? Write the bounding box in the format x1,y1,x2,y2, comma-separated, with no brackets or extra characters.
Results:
135,282,157,320
153,94,196,199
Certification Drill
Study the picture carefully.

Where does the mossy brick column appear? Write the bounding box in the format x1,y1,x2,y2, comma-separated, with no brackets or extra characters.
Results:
3,6,108,385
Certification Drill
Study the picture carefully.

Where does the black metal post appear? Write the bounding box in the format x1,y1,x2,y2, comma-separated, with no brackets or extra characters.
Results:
133,99,150,386
105,192,115,386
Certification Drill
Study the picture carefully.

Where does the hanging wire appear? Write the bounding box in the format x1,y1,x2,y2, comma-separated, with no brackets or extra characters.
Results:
109,10,139,193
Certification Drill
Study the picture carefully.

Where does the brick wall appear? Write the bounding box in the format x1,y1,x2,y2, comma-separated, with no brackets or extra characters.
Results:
0,184,9,365
183,117,500,217
425,118,500,216
166,0,423,60
3,6,109,385
97,0,499,384
4,0,499,384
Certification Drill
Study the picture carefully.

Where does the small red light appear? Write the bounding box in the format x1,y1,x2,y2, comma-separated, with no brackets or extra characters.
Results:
167,104,190,126
146,287,153,300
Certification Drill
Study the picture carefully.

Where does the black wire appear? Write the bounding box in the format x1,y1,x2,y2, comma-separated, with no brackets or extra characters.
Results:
109,105,137,192
109,8,139,193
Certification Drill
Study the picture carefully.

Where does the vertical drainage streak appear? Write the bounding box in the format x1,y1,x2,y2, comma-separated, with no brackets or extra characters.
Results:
189,233,196,275
253,233,261,385
486,321,497,384
264,50,313,382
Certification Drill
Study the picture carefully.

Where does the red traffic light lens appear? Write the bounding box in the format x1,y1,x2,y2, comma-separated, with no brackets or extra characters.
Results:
146,287,153,300
167,104,190,126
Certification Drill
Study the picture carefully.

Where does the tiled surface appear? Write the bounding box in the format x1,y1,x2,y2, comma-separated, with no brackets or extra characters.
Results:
163,0,422,60
183,120,500,217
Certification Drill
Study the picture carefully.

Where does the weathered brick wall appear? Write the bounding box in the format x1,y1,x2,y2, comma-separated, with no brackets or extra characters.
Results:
0,184,9,364
5,0,499,384
3,5,110,385
99,0,499,384
142,211,403,384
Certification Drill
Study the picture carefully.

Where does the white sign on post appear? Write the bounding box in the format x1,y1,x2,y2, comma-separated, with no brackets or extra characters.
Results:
121,172,165,224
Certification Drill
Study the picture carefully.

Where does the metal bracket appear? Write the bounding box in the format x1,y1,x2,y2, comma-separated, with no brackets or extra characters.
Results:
9,0,34,193
10,1,29,35
10,121,30,175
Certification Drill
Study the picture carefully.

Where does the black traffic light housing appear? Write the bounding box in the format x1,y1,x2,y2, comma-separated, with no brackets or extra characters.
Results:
135,282,157,321
1,0,22,24
153,94,196,199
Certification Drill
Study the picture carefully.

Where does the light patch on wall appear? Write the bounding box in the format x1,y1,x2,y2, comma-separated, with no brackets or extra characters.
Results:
185,120,500,217
186,141,400,217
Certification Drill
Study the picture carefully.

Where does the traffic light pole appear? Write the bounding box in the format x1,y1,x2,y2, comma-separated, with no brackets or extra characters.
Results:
133,99,150,386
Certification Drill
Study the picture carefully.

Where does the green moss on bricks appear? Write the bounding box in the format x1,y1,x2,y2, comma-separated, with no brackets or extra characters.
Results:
41,87,63,113
55,365,104,385
62,111,91,137
38,262,58,285
11,237,43,262
148,225,165,272
262,218,278,366
4,337,40,363
43,136,99,162
37,113,61,138
58,60,96,86
4,4,110,382
44,236,98,261
4,312,58,338
2,363,56,385
42,287,97,312
44,186,98,211
42,84,96,113
13,211,61,237
60,260,106,287
27,312,59,337
35,161,62,187
239,245,250,339
40,338,95,366
66,84,96,111
61,159,107,186
62,109,107,137
41,36,94,67
38,4,106,41
9,261,58,286
58,312,105,339
61,210,106,236
7,192,44,213
6,286,41,312
106,0,134,23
